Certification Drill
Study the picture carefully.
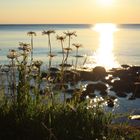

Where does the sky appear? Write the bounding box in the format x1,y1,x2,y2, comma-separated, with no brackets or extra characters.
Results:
0,0,140,24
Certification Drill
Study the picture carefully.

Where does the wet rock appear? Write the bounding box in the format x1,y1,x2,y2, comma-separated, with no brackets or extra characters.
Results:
49,67,60,72
86,84,95,93
135,92,140,98
128,95,136,100
121,64,130,69
88,93,96,98
134,83,140,98
93,83,107,91
63,70,80,83
92,66,107,80
111,80,134,93
79,71,95,81
111,68,137,83
100,91,108,96
116,92,127,98
129,66,140,73
85,83,107,95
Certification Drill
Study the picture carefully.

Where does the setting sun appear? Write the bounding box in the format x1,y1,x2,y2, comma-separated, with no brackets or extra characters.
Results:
97,0,114,6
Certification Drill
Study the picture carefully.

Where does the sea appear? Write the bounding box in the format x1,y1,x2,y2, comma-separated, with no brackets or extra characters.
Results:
0,24,140,124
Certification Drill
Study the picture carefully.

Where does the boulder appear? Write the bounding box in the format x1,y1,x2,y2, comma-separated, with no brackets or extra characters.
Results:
92,66,107,80
93,82,107,91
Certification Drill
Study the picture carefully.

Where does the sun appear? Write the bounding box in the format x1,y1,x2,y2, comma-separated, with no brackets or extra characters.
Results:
97,0,113,6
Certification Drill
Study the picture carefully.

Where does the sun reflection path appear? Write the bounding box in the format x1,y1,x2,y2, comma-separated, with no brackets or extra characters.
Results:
93,23,119,69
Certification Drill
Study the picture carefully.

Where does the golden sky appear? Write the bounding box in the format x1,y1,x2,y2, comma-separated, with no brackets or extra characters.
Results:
0,0,140,24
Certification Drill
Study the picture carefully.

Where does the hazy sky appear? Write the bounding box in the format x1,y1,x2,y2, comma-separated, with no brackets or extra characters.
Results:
0,0,140,24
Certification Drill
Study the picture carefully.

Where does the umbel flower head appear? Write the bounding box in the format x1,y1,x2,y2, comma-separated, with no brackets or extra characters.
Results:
7,49,20,59
63,31,77,38
32,60,43,68
56,35,66,41
27,31,36,37
48,54,56,58
64,47,72,51
42,30,55,35
18,42,31,52
72,43,82,49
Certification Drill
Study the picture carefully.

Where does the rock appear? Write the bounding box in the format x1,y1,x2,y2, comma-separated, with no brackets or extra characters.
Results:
100,91,108,96
129,66,140,73
92,66,107,80
116,92,127,98
86,84,95,93
63,70,80,83
79,71,95,81
49,67,60,72
135,92,140,98
93,83,107,91
121,64,130,69
85,83,107,95
111,80,134,93
128,95,136,100
134,83,140,98
88,93,96,98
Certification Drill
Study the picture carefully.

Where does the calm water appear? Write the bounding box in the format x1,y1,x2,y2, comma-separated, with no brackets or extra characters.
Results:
0,24,140,118
0,24,140,69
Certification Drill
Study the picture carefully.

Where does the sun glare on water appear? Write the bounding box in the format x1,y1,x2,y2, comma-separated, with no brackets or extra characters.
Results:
92,23,119,69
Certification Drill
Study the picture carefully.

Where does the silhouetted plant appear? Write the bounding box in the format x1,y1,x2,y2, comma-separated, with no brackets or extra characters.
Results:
56,35,66,66
1,65,10,94
48,54,56,70
63,31,77,64
27,31,36,63
7,49,20,101
42,30,55,55
72,43,82,69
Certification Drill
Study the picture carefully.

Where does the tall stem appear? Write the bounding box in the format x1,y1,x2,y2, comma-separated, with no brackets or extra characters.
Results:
11,59,16,101
48,35,51,55
31,36,33,63
61,40,64,65
75,48,78,70
49,57,52,69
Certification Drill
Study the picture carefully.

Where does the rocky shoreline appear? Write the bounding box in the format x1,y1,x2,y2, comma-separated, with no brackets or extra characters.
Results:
42,65,140,102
